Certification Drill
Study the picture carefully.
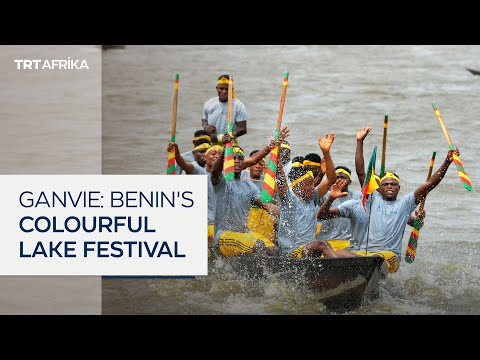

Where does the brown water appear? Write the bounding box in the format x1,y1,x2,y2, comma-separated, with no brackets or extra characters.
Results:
0,45,102,314
102,45,480,315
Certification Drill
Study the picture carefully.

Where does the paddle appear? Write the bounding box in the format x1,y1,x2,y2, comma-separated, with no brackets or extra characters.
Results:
260,72,289,203
405,151,436,263
380,114,388,178
166,74,179,175
223,74,235,181
432,103,473,191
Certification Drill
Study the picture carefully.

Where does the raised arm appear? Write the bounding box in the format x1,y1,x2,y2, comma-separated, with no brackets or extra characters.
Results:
355,127,372,186
252,198,280,219
167,142,194,174
317,179,348,220
315,133,337,198
407,209,426,228
210,144,225,186
414,148,457,203
275,157,288,200
233,121,247,138
313,158,326,187
242,126,290,169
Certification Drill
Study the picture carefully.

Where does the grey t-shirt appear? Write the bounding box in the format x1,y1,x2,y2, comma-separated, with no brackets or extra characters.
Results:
317,190,362,245
203,97,248,135
338,191,417,259
207,173,215,224
175,150,195,175
277,189,317,255
212,177,260,246
189,161,208,175
240,170,264,192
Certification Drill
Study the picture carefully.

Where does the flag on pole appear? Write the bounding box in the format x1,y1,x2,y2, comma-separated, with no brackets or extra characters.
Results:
361,146,380,210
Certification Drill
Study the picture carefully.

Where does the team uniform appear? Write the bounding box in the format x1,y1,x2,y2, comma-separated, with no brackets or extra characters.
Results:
212,176,275,256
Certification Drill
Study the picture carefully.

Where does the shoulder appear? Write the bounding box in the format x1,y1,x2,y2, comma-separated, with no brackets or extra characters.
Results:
351,191,363,200
204,97,219,108
233,98,247,109
338,198,357,210
402,192,417,204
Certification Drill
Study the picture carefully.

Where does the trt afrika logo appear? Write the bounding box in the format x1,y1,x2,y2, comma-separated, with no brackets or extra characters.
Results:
14,58,89,70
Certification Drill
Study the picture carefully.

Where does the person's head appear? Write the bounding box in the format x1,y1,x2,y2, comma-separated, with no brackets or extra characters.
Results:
216,74,232,102
248,149,265,179
205,145,223,168
335,166,352,191
288,166,315,201
233,146,245,175
380,171,401,201
304,153,322,178
192,130,212,147
192,139,211,166
280,140,291,165
290,155,305,171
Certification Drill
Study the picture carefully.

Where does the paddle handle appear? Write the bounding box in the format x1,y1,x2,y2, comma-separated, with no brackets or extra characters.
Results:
171,74,179,140
223,74,235,181
227,74,233,137
380,114,388,178
274,72,289,136
166,74,179,175
260,72,289,203
432,104,453,146
419,151,436,212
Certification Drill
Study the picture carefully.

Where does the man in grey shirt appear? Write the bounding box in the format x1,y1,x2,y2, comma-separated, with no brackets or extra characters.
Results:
201,74,248,145
317,148,458,272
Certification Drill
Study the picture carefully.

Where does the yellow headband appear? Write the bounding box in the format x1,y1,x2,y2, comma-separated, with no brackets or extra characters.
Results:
303,160,321,167
217,77,230,85
380,172,400,184
192,135,211,144
289,171,314,188
280,143,291,150
374,174,380,182
233,147,244,157
194,143,211,152
335,168,352,179
217,77,236,98
206,145,223,156
291,162,303,168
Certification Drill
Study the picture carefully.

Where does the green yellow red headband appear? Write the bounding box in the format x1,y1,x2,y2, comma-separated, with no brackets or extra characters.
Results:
217,77,236,98
289,171,314,188
291,162,303,168
304,160,321,167
380,172,400,184
206,145,223,156
192,135,211,144
217,77,230,85
194,143,211,152
335,168,352,179
233,146,244,157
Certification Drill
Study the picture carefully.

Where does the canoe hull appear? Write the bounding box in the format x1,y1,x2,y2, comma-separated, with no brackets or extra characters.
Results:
466,68,480,75
226,255,389,312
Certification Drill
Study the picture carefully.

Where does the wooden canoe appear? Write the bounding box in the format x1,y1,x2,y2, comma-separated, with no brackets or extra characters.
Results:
466,68,480,75
225,255,389,312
